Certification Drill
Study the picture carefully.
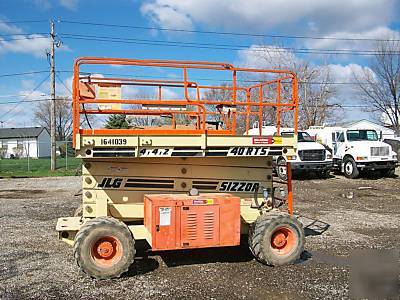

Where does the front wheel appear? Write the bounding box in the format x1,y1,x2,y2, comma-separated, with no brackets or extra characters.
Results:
74,216,135,279
248,212,305,266
382,168,395,177
317,169,330,179
343,157,359,179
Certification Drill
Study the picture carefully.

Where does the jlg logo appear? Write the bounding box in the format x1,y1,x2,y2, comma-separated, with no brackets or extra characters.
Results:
98,177,123,188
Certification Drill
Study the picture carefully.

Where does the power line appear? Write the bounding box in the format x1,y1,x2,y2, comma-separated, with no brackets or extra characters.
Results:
61,32,399,54
59,34,400,56
0,36,49,42
0,33,48,37
56,72,72,95
0,20,48,24
0,98,52,104
0,70,48,78
60,20,400,42
0,97,370,108
0,74,50,119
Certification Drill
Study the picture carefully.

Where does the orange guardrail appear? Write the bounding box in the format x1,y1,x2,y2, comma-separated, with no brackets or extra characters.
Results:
72,57,299,145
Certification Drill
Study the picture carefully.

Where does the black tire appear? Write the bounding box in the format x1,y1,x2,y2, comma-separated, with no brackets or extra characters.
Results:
248,212,305,266
276,158,288,181
318,169,330,179
343,157,359,179
74,216,135,279
383,168,395,178
74,204,83,217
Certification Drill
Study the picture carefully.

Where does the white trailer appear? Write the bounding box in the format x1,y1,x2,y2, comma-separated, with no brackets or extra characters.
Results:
307,126,398,178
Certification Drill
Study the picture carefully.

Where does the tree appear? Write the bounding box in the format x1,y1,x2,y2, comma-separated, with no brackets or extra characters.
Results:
104,114,130,129
34,97,73,140
240,45,340,129
127,91,163,128
353,38,400,134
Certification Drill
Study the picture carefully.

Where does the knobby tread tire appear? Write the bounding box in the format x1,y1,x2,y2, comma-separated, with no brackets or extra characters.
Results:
248,212,305,266
73,216,135,279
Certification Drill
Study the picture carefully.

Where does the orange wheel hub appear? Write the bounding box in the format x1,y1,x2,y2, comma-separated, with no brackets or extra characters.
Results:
270,226,296,255
91,236,122,266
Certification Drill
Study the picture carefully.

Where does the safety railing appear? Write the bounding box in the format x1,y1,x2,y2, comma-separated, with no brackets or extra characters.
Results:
72,57,299,145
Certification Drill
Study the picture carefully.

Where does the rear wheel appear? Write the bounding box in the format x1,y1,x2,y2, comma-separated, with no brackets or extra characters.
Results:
74,216,135,279
248,212,305,266
383,168,395,177
343,157,359,179
276,158,288,181
318,169,330,179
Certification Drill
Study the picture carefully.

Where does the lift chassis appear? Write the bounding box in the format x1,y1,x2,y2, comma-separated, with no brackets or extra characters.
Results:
56,57,304,279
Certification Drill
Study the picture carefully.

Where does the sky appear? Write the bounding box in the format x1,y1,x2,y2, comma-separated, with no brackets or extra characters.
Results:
0,0,399,128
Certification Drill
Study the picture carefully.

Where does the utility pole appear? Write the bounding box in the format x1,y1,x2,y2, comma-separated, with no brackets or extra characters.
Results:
50,20,56,171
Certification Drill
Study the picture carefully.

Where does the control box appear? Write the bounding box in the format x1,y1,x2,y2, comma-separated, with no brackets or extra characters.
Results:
144,193,241,251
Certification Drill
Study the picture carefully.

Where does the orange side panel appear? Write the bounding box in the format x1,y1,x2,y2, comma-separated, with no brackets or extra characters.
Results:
144,193,240,251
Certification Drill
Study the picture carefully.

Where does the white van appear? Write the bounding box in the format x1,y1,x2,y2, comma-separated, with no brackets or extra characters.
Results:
307,126,398,178
247,123,333,180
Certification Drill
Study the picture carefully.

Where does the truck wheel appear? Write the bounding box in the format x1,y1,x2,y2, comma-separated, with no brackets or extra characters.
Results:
343,157,359,179
248,212,305,266
74,204,83,217
276,158,288,181
74,216,135,279
383,168,395,177
318,170,330,179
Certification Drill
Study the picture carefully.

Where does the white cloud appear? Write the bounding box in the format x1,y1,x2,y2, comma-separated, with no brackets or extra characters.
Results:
161,87,178,99
328,63,373,84
140,0,397,34
32,0,52,10
305,26,400,51
236,45,300,69
141,2,193,30
236,44,375,121
122,85,139,98
59,0,79,10
0,34,70,58
0,21,23,34
19,90,48,100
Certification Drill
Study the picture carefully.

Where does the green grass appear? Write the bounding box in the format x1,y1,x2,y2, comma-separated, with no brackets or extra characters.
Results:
0,157,81,177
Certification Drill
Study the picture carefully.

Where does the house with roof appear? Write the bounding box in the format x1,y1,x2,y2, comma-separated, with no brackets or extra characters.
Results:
339,119,396,139
0,127,51,159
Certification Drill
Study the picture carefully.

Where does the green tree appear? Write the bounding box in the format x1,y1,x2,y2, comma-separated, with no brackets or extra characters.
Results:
104,114,130,129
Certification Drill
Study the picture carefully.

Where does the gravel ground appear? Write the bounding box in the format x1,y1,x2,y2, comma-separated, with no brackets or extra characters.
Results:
0,173,399,299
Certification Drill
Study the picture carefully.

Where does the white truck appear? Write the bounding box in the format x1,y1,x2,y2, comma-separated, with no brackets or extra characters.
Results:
307,126,398,178
247,123,333,180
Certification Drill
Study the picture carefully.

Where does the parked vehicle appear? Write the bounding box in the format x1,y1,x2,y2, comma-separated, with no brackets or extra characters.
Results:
247,123,333,180
383,137,400,158
308,126,398,178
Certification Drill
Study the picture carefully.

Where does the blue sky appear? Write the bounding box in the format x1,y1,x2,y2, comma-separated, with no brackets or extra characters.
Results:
0,0,399,127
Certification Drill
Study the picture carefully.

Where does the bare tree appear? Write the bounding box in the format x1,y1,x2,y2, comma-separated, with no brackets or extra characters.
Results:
353,38,400,134
243,46,340,129
34,97,73,140
127,90,163,128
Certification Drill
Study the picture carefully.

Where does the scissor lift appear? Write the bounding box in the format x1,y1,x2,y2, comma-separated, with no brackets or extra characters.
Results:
56,57,304,279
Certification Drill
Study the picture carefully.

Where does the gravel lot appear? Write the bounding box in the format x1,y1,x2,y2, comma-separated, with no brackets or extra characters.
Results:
0,173,399,299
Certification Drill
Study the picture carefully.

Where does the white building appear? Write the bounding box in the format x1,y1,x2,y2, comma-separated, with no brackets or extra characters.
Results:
342,119,396,139
0,127,51,158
